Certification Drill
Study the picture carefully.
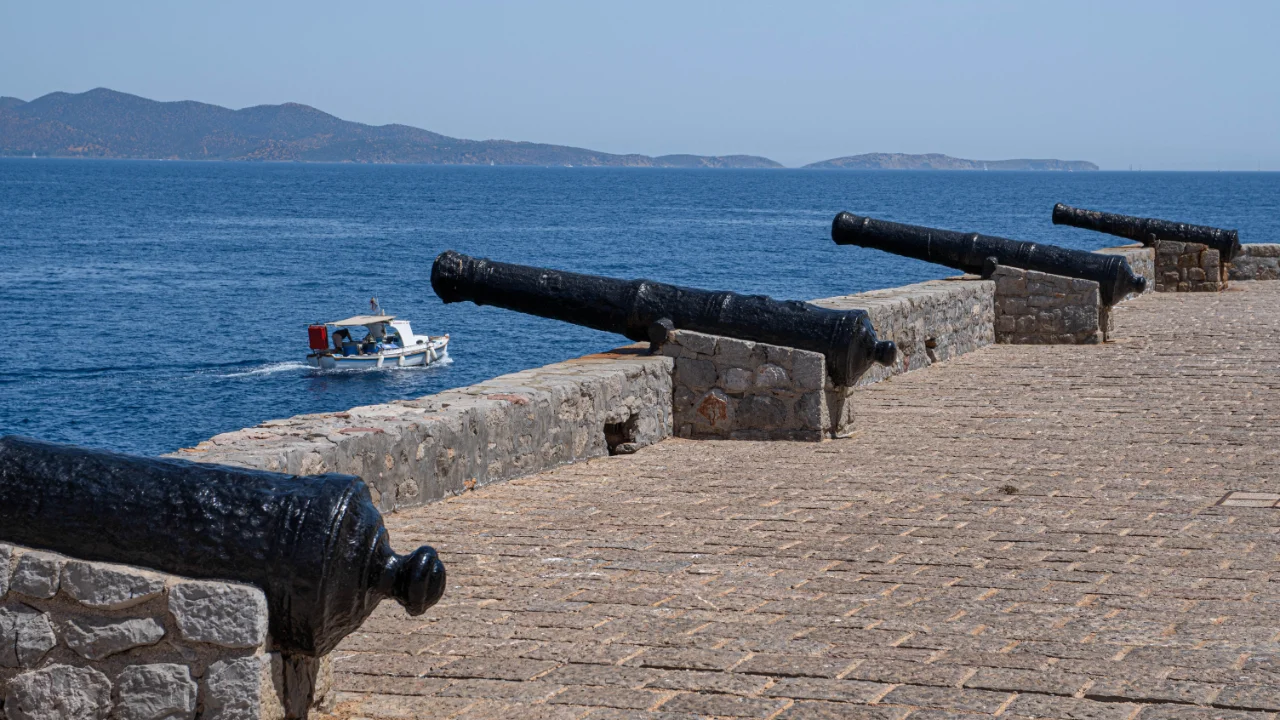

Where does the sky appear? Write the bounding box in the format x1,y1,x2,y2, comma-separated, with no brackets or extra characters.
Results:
2,1,1277,170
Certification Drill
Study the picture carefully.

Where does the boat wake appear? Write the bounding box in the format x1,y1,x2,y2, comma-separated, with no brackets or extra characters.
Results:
218,361,310,378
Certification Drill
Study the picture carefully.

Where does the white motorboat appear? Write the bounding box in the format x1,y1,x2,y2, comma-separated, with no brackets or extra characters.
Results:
306,309,449,370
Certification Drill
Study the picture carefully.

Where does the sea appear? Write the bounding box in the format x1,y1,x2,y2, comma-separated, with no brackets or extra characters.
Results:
2,159,1277,456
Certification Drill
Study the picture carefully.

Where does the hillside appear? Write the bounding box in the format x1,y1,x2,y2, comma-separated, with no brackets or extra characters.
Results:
805,152,1098,171
0,88,783,168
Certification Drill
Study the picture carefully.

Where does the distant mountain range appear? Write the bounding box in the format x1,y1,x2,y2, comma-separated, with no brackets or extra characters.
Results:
0,89,781,168
0,89,1097,170
805,152,1098,171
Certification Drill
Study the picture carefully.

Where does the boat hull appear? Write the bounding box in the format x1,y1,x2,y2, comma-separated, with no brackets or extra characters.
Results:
306,339,449,370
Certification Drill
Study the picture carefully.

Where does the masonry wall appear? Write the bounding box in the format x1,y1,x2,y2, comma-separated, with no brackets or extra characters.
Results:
0,544,326,720
1096,245,1156,295
664,330,827,442
811,278,996,387
1155,240,1226,292
169,348,672,513
992,267,1104,344
1229,243,1280,281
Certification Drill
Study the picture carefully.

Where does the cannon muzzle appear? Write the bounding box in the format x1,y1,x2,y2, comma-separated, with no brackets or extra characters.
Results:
0,436,446,656
432,250,895,386
1052,203,1241,262
832,212,1147,306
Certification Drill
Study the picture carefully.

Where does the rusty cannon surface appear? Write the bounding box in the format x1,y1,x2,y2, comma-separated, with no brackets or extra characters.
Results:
431,250,896,386
0,435,446,657
1052,203,1241,263
832,212,1147,306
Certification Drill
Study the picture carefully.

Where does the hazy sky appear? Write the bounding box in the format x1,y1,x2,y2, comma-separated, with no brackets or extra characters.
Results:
3,1,1277,169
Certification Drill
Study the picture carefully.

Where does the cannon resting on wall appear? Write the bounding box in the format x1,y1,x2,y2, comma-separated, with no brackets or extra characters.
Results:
0,435,446,658
831,212,1147,306
431,250,896,386
1052,203,1242,263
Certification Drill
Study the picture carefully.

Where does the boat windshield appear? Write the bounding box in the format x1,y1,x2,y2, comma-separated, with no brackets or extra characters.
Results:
330,324,405,355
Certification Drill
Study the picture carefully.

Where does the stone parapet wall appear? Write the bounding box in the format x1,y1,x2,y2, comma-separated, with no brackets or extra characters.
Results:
1154,240,1226,292
177,279,1002,489
992,267,1103,344
811,278,996,386
1,543,325,720
813,278,996,437
1228,243,1280,281
1096,244,1155,295
664,330,827,441
169,348,672,513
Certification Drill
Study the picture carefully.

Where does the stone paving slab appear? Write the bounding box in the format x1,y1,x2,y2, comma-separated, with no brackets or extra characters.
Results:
321,283,1280,720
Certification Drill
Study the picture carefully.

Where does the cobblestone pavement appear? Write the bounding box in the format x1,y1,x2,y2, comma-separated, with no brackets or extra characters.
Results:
324,284,1280,720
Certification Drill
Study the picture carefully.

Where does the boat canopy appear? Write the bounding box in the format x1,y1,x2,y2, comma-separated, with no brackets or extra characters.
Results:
329,315,395,327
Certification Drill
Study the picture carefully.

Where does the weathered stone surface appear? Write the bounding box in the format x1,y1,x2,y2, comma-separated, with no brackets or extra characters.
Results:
0,606,57,668
166,346,674,512
64,616,166,660
1230,243,1280,281
10,552,64,599
113,664,198,720
992,266,1103,344
1153,240,1226,291
60,561,165,610
1095,245,1157,294
168,581,267,648
3,664,113,720
0,543,11,599
204,655,284,720
666,332,827,441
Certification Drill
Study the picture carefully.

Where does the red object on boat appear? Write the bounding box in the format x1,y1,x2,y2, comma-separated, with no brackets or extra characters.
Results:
308,324,329,351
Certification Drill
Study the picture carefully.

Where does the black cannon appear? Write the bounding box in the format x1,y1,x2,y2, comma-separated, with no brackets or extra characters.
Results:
431,250,896,386
831,212,1147,306
0,436,446,657
1052,203,1241,263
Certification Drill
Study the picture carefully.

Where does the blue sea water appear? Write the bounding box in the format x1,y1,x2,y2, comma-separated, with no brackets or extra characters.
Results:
2,159,1277,456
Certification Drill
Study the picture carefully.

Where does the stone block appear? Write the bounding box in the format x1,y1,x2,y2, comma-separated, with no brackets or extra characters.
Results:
737,396,787,430
11,552,64,599
995,274,1027,295
673,357,717,391
1001,297,1028,315
719,367,752,394
168,581,267,649
61,561,166,610
790,354,824,391
203,655,285,720
64,617,166,660
114,664,198,720
714,336,764,368
753,363,789,388
691,389,732,431
0,606,57,668
3,664,113,720
675,330,717,356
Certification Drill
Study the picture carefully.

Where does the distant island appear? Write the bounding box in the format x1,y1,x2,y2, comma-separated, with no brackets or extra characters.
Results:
804,153,1098,171
0,89,1098,170
0,88,781,168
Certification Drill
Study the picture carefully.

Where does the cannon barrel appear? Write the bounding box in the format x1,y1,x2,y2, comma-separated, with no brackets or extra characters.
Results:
1052,203,1241,262
0,436,446,657
831,212,1147,306
431,250,896,386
